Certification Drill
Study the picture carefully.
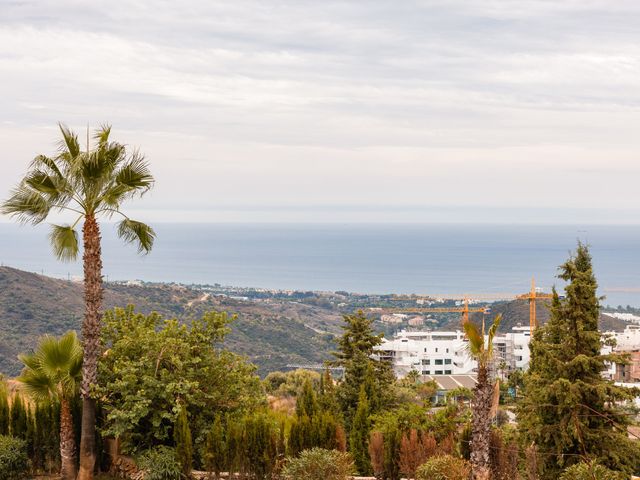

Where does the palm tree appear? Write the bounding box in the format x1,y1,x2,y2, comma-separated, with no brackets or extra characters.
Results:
2,124,155,480
18,331,83,480
464,314,502,480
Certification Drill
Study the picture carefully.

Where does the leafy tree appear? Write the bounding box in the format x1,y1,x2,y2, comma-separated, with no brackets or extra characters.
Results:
518,244,640,478
415,454,471,480
559,460,625,480
2,124,155,480
0,435,29,480
174,405,193,476
96,306,264,452
349,386,371,475
17,331,83,480
463,314,501,480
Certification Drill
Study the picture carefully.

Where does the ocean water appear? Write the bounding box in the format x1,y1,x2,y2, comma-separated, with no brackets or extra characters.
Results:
1,223,639,307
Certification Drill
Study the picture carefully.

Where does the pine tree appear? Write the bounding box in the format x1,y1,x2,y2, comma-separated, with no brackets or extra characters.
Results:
349,386,371,475
518,243,640,478
295,379,318,419
174,405,193,477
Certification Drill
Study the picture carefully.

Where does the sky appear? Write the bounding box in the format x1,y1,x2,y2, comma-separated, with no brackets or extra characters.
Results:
1,0,640,224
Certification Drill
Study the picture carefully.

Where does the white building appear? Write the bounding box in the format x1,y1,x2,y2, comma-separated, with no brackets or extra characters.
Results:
377,324,640,380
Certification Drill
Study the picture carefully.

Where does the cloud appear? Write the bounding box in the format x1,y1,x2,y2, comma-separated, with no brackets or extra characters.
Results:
1,1,640,222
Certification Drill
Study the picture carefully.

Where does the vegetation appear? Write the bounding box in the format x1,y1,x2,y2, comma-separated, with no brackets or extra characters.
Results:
2,123,156,480
558,461,626,480
137,446,182,480
463,314,501,480
518,244,640,478
283,448,355,480
0,435,29,480
17,331,82,480
415,454,471,480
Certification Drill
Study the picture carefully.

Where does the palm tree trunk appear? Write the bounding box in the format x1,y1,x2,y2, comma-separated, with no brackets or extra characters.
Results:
471,365,492,480
78,214,103,480
60,397,77,480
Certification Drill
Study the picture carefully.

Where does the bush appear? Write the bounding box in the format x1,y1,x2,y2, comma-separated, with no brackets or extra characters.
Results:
416,454,470,480
137,446,183,480
284,448,355,480
559,461,625,480
0,435,29,479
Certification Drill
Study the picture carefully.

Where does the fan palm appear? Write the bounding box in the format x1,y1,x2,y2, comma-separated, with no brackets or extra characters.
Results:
18,331,83,480
464,314,502,480
2,123,155,480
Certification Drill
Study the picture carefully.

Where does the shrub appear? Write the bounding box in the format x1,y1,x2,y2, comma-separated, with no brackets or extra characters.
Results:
0,435,29,480
559,461,626,480
284,448,355,480
137,446,183,480
416,454,471,480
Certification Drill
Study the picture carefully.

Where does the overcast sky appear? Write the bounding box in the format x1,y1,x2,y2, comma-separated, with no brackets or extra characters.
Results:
1,0,640,223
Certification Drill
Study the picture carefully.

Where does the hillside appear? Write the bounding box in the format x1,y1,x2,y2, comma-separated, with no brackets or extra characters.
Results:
0,267,341,377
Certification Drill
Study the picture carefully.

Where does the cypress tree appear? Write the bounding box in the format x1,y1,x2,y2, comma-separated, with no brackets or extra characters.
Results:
518,243,640,478
295,379,318,419
0,384,9,435
174,405,193,477
10,394,28,438
349,386,371,475
204,415,226,479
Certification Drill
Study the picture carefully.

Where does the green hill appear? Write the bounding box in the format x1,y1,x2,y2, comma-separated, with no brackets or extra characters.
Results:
0,266,341,377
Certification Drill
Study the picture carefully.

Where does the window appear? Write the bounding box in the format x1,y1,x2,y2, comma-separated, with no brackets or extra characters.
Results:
446,348,449,353
435,370,443,375
424,348,427,352
444,359,452,365
435,348,438,353
422,359,430,365
435,359,443,365
444,370,452,374
422,370,430,375
517,356,523,362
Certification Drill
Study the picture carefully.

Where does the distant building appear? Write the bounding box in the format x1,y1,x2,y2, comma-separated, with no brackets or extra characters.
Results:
408,316,425,327
380,313,407,325
376,324,640,381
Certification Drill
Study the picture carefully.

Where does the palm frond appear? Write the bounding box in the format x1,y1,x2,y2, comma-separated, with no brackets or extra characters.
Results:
463,321,483,355
30,155,64,180
94,124,112,146
57,123,80,159
49,224,79,261
487,314,502,345
102,153,154,207
16,368,54,402
117,219,155,254
1,185,51,224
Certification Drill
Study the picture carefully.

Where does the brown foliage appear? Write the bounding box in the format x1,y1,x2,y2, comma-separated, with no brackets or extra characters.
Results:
399,429,438,478
368,431,385,478
335,424,347,453
437,433,455,456
489,430,520,480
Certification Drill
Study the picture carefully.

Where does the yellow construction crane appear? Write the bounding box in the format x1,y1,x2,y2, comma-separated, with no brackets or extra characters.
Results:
515,277,554,335
370,297,488,325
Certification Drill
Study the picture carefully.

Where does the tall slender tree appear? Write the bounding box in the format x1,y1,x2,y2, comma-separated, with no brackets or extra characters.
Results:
464,314,502,480
518,243,640,478
2,124,155,479
17,332,83,480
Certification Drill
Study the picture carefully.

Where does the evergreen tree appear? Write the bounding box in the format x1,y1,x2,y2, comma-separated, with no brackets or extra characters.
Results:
203,415,226,479
349,386,371,475
518,243,640,478
10,394,28,438
333,311,394,430
174,405,193,477
0,384,9,436
295,379,318,419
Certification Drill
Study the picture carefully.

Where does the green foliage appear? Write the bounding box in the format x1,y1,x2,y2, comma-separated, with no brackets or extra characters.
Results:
333,311,395,431
0,435,29,479
0,384,9,436
349,386,371,475
1,123,155,259
415,455,471,480
559,461,626,480
518,243,640,478
264,369,321,397
96,306,264,452
137,446,182,480
202,415,225,478
283,448,355,480
295,379,318,418
17,331,82,403
10,395,28,439
174,405,192,476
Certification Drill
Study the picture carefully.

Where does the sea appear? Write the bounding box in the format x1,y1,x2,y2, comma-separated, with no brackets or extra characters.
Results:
1,223,639,308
